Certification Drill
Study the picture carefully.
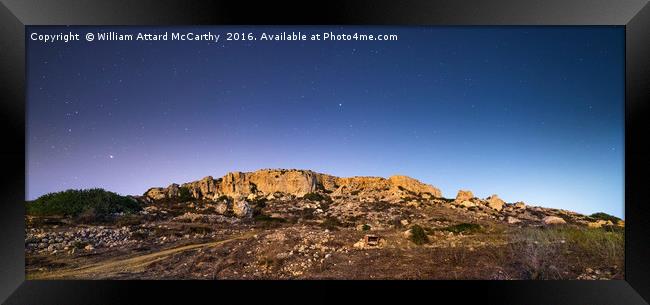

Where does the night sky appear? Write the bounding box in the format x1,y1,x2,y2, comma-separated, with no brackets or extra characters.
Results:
27,26,624,218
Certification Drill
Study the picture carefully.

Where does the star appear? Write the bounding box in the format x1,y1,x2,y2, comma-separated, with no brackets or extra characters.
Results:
109,155,114,159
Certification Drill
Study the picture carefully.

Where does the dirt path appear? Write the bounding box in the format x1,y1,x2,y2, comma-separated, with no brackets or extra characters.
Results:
29,230,258,279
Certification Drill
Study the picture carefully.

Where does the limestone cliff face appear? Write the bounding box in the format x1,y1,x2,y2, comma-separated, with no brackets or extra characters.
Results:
249,169,319,197
144,169,442,201
388,175,442,197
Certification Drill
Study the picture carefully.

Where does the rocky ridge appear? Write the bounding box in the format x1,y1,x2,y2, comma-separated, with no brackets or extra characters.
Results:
145,169,442,203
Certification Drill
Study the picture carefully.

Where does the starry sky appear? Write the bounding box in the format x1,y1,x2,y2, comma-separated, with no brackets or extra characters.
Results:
27,26,624,218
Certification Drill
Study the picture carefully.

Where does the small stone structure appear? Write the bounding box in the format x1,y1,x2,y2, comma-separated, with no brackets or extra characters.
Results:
364,234,379,247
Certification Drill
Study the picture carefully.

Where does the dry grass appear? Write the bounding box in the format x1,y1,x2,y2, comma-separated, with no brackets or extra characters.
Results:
507,226,624,279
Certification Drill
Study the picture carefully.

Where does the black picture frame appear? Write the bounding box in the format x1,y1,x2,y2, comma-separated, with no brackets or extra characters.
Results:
1,0,649,304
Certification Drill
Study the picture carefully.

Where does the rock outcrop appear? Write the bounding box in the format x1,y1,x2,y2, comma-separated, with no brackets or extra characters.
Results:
388,175,442,197
486,195,505,211
543,216,567,225
144,169,442,203
232,199,252,218
455,190,474,202
144,187,167,200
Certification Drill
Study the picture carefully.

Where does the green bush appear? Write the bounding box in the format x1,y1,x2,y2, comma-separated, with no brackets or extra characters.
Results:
589,212,621,223
409,224,429,245
362,224,371,231
26,188,141,218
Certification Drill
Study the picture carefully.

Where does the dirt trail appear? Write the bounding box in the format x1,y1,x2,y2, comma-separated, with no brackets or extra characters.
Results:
29,230,258,279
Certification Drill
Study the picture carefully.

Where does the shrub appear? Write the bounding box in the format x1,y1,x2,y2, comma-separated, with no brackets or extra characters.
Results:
71,240,90,249
589,212,621,223
186,225,213,235
249,197,268,207
215,195,232,203
131,230,149,240
409,224,429,245
302,192,331,202
442,223,482,234
320,217,343,231
114,214,143,227
254,214,287,223
177,187,193,202
362,224,371,231
26,189,141,219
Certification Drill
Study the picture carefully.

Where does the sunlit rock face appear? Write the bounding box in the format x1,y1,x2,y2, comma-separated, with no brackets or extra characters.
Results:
144,169,443,202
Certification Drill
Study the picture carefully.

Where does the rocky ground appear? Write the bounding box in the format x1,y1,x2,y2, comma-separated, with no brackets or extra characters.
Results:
26,180,624,280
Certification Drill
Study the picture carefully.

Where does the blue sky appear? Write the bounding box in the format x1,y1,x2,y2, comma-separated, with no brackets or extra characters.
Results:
27,26,624,218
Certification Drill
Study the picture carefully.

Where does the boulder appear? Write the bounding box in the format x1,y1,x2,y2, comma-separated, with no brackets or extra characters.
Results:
543,216,566,225
145,188,167,200
486,195,505,211
513,201,526,209
233,199,251,218
167,183,180,197
507,216,522,224
215,200,229,215
455,190,474,202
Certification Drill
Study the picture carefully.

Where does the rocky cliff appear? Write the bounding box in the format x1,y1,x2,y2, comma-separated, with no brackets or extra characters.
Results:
144,169,442,202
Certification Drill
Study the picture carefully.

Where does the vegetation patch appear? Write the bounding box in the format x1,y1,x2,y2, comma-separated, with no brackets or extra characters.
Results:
26,189,141,219
442,223,483,234
320,217,343,231
589,212,621,223
303,192,332,202
509,226,624,279
254,214,287,223
409,224,429,245
71,240,90,250
114,214,144,227
215,195,232,203
249,197,268,207
177,187,193,202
